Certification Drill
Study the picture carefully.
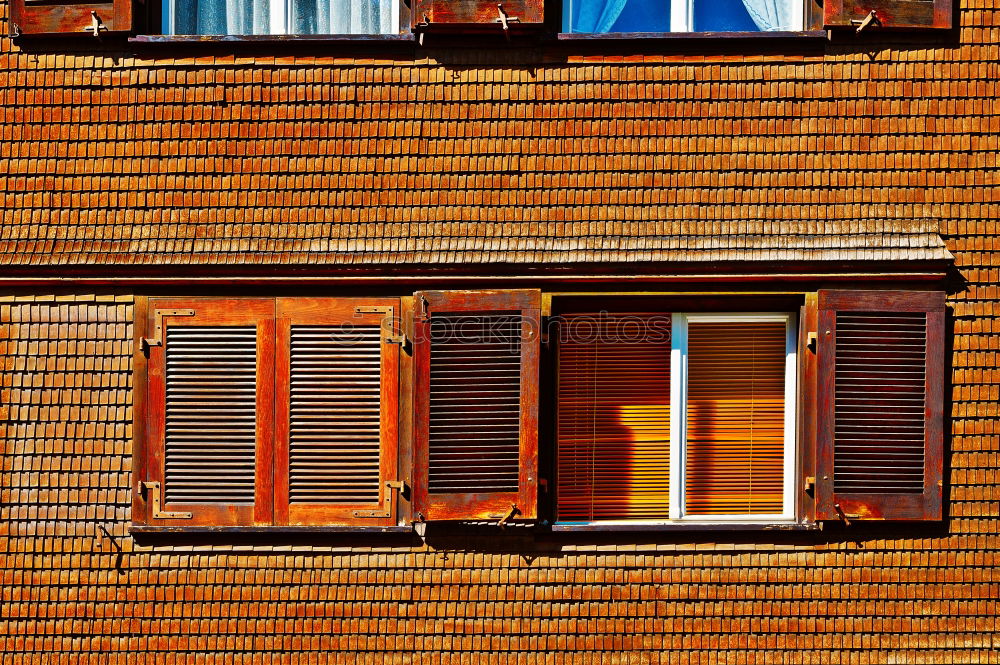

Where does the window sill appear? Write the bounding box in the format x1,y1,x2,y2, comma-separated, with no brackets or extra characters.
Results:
556,30,828,42
130,524,414,534
551,522,818,532
129,33,417,45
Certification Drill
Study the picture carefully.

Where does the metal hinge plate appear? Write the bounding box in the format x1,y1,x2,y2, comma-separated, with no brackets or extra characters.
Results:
355,305,406,345
352,480,408,519
142,308,195,352
140,481,192,519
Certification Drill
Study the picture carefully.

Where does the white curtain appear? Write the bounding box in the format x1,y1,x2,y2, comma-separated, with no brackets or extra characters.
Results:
293,0,394,34
173,0,393,35
739,0,797,31
570,0,628,33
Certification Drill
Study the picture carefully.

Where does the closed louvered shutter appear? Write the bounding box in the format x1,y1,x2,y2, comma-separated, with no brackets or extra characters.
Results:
556,313,671,522
9,0,134,36
143,298,275,526
273,299,399,526
816,291,945,521
824,0,951,30
412,290,540,521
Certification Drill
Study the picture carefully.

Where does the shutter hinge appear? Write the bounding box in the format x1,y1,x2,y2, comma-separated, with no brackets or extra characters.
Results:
140,481,193,519
10,23,21,39
806,332,817,353
84,11,109,38
352,480,409,519
415,294,430,323
142,308,195,353
355,305,407,346
805,476,816,494
851,10,881,34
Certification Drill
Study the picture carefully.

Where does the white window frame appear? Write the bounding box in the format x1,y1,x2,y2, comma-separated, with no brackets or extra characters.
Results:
554,310,798,526
671,0,804,32
669,312,798,523
164,0,400,36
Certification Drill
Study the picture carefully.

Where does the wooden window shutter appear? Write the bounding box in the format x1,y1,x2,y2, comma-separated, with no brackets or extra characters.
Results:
824,0,952,30
273,298,400,527
411,0,544,30
143,298,275,526
816,290,945,521
9,0,134,36
412,289,540,521
556,313,671,522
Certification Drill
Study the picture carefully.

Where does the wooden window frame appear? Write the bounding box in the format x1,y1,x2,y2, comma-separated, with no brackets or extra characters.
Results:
9,0,133,36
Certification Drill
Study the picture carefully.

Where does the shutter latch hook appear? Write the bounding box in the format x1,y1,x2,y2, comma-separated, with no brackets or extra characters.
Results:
84,12,109,38
851,10,880,34
495,4,520,39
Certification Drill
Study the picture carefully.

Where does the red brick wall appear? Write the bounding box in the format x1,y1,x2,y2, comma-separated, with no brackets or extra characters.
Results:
1,1,998,662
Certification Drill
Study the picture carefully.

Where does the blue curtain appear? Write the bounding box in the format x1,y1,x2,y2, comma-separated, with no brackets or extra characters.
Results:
571,0,629,33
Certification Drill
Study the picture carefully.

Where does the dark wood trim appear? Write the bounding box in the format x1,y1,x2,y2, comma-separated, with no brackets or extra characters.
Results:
131,296,150,526
130,525,414,534
556,30,828,40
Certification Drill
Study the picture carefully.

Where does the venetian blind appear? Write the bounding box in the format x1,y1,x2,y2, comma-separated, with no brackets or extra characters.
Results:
685,320,786,515
557,314,671,521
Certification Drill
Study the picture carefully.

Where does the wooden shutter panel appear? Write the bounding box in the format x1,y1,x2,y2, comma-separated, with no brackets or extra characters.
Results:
143,298,275,527
816,290,945,521
273,298,399,527
412,289,540,521
9,0,134,36
411,0,544,30
556,313,671,522
824,0,951,30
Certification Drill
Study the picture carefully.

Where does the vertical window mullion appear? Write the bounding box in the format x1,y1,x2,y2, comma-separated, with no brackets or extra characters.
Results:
668,313,686,520
671,0,694,31
782,313,799,521
270,0,288,34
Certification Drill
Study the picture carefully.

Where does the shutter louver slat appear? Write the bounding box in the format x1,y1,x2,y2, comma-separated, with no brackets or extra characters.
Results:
556,314,671,522
685,322,786,516
289,325,383,504
429,313,522,494
834,312,927,494
164,326,257,504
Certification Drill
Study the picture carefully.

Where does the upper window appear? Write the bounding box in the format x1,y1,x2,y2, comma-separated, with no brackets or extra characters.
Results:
164,0,400,35
562,0,804,33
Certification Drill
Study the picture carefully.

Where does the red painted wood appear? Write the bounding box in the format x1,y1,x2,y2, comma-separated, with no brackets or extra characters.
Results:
411,0,544,28
815,290,945,521
824,0,951,30
9,0,133,35
412,289,540,521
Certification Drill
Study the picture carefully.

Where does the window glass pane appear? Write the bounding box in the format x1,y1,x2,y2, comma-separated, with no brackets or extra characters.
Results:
556,314,671,521
171,0,396,34
564,0,670,33
685,320,786,515
171,0,269,34
695,0,800,31
692,0,758,31
292,0,394,34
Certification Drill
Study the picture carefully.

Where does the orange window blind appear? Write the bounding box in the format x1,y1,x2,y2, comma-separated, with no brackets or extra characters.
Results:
685,320,787,516
557,314,671,521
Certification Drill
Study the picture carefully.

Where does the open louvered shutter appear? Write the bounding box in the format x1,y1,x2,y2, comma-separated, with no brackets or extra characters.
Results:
9,0,134,36
143,298,275,526
816,290,945,521
274,298,399,527
411,0,543,31
824,0,951,30
412,289,540,521
556,313,671,522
